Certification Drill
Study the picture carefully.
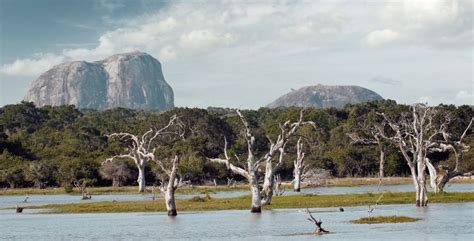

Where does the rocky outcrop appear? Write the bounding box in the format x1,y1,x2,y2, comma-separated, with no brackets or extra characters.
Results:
24,51,174,110
267,84,383,109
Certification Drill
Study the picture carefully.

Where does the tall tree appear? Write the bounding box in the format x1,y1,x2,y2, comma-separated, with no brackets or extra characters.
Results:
209,110,265,212
106,115,179,192
380,104,448,206
99,161,133,188
261,110,315,205
426,117,473,193
348,118,387,179
156,155,181,216
292,137,306,192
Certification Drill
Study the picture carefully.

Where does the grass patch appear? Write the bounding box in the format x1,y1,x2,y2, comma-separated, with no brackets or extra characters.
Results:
350,215,421,224
23,191,474,214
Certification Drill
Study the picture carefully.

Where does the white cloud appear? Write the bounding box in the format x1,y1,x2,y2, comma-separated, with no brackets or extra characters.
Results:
2,1,351,77
369,76,401,86
0,54,65,76
454,90,474,105
365,29,400,46
158,46,177,62
1,0,472,108
98,0,126,12
366,0,472,48
179,30,235,51
417,90,473,106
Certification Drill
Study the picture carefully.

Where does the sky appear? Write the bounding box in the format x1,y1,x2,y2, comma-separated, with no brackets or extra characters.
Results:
0,0,472,109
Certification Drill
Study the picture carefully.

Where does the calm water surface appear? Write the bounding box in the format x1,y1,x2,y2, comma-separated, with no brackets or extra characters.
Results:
1,203,473,240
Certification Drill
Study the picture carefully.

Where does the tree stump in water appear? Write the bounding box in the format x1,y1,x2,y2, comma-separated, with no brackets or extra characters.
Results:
305,208,329,234
16,205,24,213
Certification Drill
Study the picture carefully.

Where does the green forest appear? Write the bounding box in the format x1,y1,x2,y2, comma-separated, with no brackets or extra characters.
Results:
0,100,472,189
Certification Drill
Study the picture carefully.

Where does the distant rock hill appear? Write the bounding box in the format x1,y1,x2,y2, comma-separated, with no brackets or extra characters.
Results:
267,84,383,108
24,51,174,110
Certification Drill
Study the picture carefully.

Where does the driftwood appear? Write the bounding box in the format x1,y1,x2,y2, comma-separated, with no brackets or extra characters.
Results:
305,208,329,234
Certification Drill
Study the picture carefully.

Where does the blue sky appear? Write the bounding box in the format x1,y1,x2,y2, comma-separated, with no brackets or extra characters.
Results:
0,0,472,108
1,0,169,62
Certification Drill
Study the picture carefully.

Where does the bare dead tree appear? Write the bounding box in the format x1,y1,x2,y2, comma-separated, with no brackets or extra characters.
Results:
156,155,181,216
151,184,158,201
379,104,448,207
99,161,132,188
261,110,316,205
426,117,473,193
305,208,329,234
208,110,267,213
367,193,384,218
348,120,387,179
73,179,91,200
227,177,236,189
273,174,285,196
293,137,307,192
105,115,180,192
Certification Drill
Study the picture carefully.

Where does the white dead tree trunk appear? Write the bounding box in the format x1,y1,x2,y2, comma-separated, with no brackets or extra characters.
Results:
106,115,179,192
157,155,181,216
227,177,235,189
348,121,386,179
293,137,307,192
426,118,473,193
210,139,263,212
380,104,448,207
261,111,316,205
209,110,265,212
273,174,285,196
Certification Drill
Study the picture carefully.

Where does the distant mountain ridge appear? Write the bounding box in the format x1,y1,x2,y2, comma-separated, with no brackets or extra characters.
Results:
267,84,383,108
24,51,174,110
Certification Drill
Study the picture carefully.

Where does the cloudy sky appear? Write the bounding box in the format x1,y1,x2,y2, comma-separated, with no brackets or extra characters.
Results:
0,0,472,109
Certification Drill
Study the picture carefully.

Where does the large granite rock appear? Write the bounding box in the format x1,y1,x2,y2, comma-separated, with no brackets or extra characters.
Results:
24,51,174,110
267,84,383,108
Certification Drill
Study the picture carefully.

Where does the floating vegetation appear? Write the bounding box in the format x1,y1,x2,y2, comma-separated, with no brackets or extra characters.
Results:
350,215,421,224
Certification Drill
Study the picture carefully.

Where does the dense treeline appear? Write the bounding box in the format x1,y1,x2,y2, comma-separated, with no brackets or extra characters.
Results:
0,100,472,189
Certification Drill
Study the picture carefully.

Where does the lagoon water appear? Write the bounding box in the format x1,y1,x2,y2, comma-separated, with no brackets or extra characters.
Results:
1,203,473,240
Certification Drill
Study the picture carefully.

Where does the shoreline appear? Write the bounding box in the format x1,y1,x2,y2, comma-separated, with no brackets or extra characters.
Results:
21,191,474,214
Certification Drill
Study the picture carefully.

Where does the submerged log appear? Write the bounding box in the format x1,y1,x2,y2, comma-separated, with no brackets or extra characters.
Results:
16,205,24,213
305,208,329,234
